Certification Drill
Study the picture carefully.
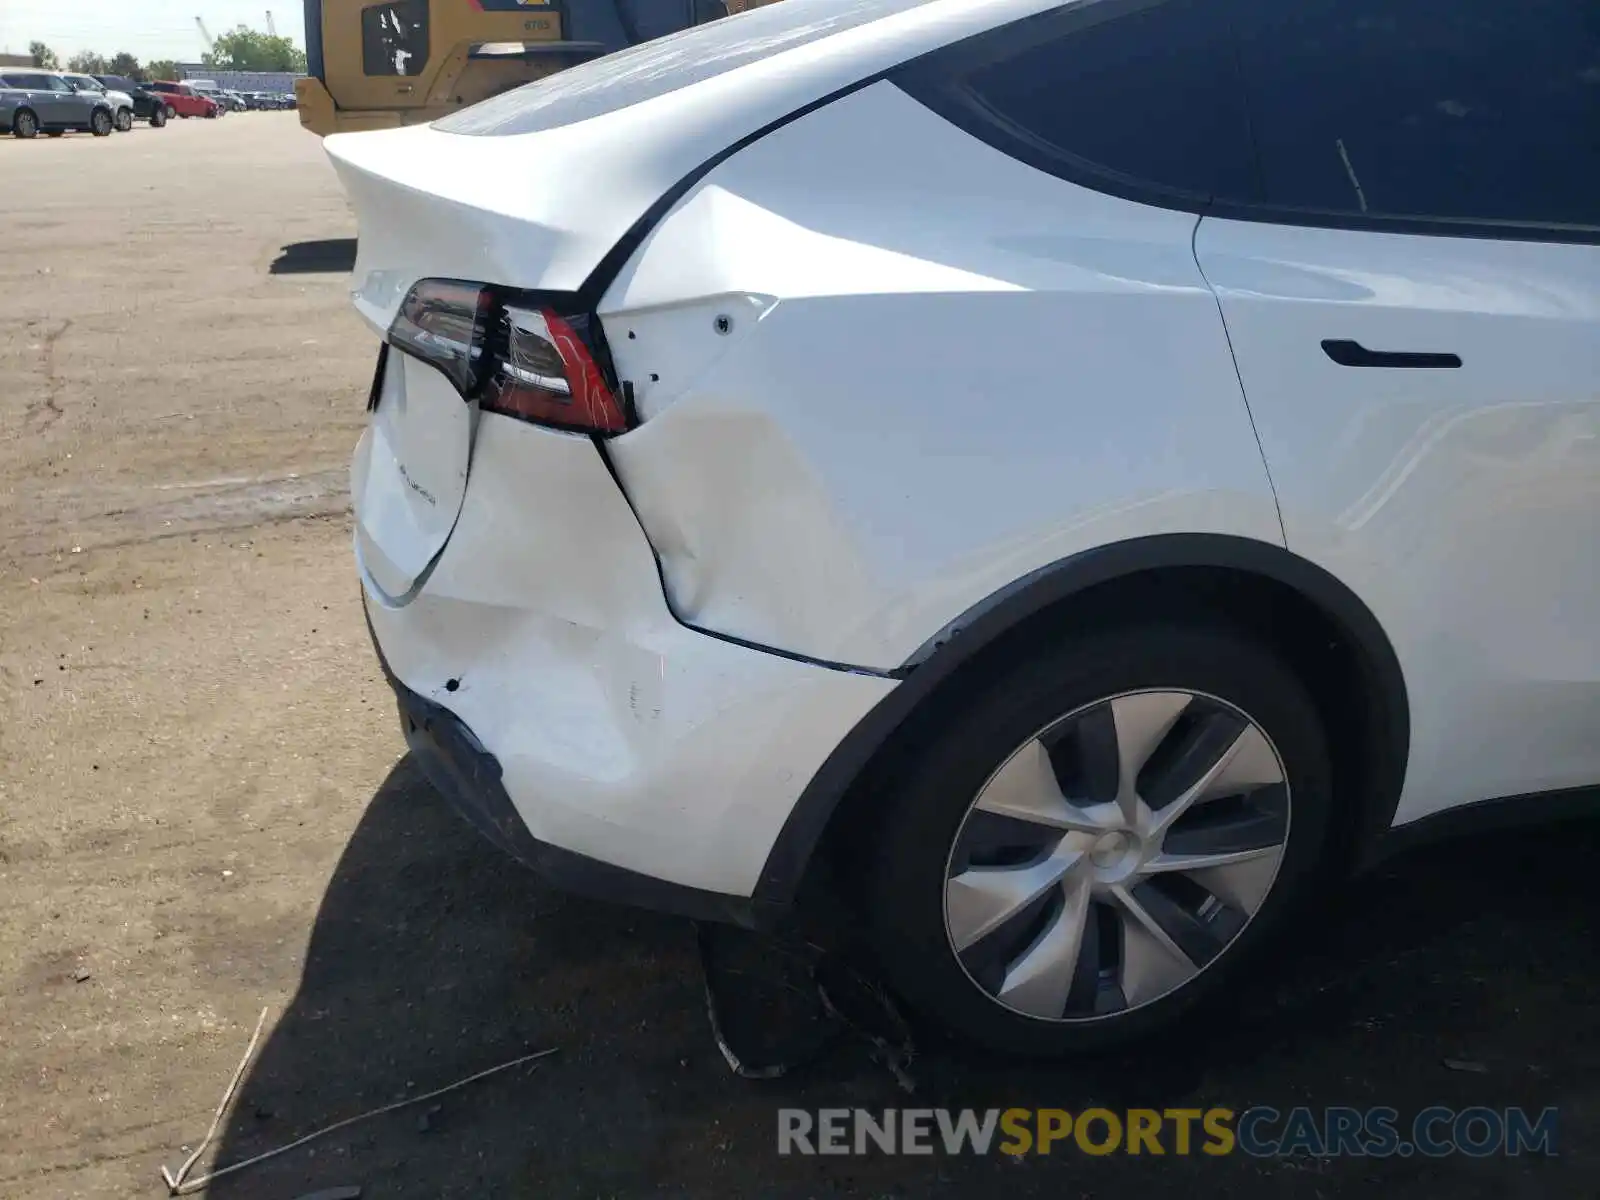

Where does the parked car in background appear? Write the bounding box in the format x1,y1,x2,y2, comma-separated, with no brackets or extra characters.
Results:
60,72,135,131
93,74,169,126
0,70,114,137
222,89,249,112
0,81,25,137
181,79,234,114
146,81,219,119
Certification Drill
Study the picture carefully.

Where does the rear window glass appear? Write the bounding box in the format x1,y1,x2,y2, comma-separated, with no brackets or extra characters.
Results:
434,0,933,136
896,0,1254,206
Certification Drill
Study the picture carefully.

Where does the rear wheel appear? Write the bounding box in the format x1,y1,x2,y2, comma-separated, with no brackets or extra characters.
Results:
150,106,167,128
167,104,179,118
90,108,113,137
11,108,38,138
864,623,1333,1057
114,107,133,132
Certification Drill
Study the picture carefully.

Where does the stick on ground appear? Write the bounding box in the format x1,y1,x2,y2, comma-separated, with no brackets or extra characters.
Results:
159,1007,557,1196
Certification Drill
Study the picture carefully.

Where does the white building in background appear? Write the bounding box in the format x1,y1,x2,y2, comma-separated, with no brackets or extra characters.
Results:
176,64,303,92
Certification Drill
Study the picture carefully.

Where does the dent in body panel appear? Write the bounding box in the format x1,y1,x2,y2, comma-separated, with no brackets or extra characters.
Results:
600,82,1284,669
1195,220,1600,820
369,411,897,895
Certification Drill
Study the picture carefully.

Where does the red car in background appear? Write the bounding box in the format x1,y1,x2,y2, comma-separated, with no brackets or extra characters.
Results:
146,81,219,119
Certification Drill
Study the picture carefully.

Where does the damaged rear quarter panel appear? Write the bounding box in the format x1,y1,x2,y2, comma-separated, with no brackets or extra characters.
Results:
599,82,1284,671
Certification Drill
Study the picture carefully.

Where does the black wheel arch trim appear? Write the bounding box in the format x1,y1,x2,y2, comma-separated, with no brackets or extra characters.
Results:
752,532,1412,912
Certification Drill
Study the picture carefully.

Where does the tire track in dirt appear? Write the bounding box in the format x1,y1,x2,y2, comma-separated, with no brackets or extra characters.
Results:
6,468,351,564
23,318,72,433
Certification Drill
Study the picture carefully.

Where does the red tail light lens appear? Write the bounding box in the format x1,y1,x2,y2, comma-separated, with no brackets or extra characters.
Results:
387,280,628,436
484,306,628,435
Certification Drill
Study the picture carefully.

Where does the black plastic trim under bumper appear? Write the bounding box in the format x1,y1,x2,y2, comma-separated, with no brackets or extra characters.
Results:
364,603,773,928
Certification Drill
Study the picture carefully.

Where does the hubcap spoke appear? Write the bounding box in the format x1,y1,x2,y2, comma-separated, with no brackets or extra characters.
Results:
1143,843,1280,873
1149,722,1284,837
1189,856,1282,915
1109,692,1192,822
995,875,1092,1019
973,739,1103,833
946,846,1080,952
1146,784,1289,915
1112,884,1202,1005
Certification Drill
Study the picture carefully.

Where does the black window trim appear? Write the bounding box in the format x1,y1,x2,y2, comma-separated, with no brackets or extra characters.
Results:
890,0,1600,248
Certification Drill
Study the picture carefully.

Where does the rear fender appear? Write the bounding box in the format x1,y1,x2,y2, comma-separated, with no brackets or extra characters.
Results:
598,81,1285,670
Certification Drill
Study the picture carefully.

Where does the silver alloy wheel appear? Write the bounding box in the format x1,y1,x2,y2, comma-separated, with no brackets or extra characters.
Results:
943,689,1290,1023
115,108,133,132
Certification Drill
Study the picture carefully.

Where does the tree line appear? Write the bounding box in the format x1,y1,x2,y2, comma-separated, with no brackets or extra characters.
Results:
27,25,305,83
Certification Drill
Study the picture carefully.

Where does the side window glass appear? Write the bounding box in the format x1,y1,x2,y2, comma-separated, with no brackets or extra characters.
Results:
362,0,430,77
1231,0,1600,230
894,0,1256,206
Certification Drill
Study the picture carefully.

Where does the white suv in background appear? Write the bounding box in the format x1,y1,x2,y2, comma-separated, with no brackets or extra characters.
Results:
325,0,1600,1056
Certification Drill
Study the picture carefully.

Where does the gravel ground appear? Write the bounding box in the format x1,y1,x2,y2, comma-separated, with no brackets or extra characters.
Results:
1,112,1596,1200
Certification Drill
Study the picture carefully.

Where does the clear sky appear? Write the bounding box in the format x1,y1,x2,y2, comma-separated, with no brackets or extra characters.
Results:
0,0,306,63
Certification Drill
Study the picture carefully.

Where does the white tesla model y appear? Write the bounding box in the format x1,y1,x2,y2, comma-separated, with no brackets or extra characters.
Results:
328,0,1600,1055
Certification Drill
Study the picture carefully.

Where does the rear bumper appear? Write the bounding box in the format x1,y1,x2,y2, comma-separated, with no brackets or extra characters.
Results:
374,615,783,925
359,411,897,920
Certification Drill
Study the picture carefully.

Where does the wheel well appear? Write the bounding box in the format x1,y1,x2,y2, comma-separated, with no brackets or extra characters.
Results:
799,563,1408,916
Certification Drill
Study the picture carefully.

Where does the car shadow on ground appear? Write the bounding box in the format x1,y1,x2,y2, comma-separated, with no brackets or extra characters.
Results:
207,757,1600,1199
269,239,359,276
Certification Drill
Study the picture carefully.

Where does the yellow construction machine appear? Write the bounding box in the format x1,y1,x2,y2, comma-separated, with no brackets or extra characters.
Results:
296,0,784,135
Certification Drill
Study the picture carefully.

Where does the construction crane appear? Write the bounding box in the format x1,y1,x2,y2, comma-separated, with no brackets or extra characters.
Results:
194,16,215,54
265,10,277,37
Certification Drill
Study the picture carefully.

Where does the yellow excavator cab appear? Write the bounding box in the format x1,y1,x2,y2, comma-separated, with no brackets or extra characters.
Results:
297,0,764,135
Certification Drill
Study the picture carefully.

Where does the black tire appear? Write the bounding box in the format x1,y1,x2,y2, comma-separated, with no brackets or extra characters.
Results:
150,106,167,128
11,108,38,138
115,107,133,132
90,108,113,137
166,104,178,118
864,622,1334,1058
204,107,218,119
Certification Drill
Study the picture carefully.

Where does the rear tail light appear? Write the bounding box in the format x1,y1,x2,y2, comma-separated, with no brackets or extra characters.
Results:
387,278,630,436
388,279,491,395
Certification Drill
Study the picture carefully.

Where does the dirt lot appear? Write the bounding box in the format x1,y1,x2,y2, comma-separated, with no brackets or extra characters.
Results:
2,112,1599,1200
